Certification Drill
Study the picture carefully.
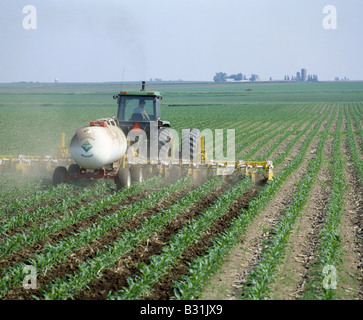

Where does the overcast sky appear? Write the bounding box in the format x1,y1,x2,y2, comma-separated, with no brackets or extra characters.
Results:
0,0,362,82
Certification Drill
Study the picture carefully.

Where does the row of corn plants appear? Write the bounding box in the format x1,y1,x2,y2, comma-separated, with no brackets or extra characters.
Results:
0,176,189,298
0,176,163,259
254,118,306,162
344,104,363,180
241,104,325,162
180,103,314,162
107,176,253,300
238,107,335,299
239,120,296,159
301,106,346,300
271,113,326,168
257,110,325,168
235,120,293,157
169,108,332,300
0,180,112,236
232,103,309,155
0,180,50,209
0,182,77,218
348,103,363,153
37,176,224,299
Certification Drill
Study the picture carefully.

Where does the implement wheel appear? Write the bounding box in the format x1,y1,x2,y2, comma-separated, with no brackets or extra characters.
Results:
117,167,131,190
130,165,143,184
68,163,80,174
53,166,67,186
165,165,181,182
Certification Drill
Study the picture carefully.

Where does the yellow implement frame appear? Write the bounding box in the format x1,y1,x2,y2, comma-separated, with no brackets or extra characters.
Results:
0,133,73,174
156,135,274,182
0,133,274,182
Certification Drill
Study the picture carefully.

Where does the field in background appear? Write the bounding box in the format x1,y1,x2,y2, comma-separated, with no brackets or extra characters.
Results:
1,81,363,158
0,81,362,300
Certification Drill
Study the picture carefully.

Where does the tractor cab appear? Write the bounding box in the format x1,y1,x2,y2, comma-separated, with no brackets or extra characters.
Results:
114,82,170,138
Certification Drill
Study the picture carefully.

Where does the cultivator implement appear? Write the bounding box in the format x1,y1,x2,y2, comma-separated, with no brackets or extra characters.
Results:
157,134,273,181
155,135,274,183
0,131,273,187
0,82,273,188
0,133,73,175
62,125,273,189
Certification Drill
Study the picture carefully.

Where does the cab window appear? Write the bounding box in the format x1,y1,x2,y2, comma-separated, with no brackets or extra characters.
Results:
118,96,155,121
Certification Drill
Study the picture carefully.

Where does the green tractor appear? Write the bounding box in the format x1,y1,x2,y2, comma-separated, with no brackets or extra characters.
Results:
114,81,170,137
114,81,198,165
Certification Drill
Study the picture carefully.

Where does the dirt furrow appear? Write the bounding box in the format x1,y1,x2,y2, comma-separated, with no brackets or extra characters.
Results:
201,113,329,300
334,126,362,299
147,186,261,300
267,118,336,299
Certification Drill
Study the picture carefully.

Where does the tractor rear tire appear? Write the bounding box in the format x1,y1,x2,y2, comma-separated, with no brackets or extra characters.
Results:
181,128,199,161
53,166,68,186
130,165,143,184
158,128,172,159
117,167,131,190
158,128,171,147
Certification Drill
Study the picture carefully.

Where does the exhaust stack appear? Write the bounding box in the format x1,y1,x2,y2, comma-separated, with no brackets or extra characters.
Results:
140,81,146,91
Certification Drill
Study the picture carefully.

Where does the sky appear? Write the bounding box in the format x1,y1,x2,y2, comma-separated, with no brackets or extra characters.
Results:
0,0,362,82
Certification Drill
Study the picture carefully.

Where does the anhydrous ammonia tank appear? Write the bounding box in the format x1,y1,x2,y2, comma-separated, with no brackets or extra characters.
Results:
70,119,127,169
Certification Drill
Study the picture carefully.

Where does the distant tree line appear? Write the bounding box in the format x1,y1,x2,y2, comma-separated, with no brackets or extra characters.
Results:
213,72,260,82
307,74,319,82
334,76,349,81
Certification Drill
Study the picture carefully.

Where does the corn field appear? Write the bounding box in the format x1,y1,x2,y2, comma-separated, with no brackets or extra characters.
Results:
0,82,362,300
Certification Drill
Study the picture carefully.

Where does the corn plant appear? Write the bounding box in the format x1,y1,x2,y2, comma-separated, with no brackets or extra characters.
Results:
0,183,76,219
38,176,223,300
0,182,108,235
0,175,177,298
238,108,334,300
301,106,346,300
169,107,334,300
108,177,253,300
0,176,163,259
344,104,363,180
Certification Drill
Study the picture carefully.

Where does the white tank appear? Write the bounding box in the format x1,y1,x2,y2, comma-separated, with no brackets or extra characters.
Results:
70,118,127,169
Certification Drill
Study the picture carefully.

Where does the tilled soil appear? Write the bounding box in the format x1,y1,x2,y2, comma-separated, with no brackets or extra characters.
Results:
73,180,261,300
3,181,196,300
336,129,362,299
1,104,361,301
0,183,165,271
201,107,362,300
267,122,335,299
201,115,331,299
